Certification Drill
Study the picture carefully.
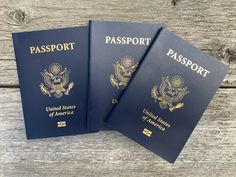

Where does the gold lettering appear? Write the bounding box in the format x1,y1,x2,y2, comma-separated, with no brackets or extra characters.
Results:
69,42,75,50
35,47,41,53
105,36,152,46
29,42,76,54
63,43,70,50
142,108,171,131
166,48,211,78
29,47,35,54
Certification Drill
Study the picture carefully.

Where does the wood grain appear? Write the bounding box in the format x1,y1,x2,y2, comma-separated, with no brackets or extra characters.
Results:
0,0,235,177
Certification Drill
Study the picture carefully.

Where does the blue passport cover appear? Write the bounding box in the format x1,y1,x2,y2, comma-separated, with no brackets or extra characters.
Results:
88,20,162,131
12,27,95,139
106,28,229,163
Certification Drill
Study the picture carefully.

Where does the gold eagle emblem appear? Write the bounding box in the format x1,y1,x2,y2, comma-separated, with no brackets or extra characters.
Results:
110,56,138,89
40,63,74,98
151,75,189,112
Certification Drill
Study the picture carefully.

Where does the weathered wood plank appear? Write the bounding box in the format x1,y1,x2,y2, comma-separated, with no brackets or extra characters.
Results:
0,88,235,177
0,0,236,176
0,0,236,86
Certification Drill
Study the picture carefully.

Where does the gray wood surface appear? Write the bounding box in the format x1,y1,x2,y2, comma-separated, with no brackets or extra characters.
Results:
0,0,235,177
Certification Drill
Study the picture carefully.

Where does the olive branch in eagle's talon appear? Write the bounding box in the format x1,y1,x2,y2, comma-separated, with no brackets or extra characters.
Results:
40,83,51,97
151,85,158,102
65,82,74,95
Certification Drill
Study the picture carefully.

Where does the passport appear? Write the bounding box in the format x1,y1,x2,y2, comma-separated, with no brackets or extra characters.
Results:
12,26,95,139
88,20,162,131
106,28,229,163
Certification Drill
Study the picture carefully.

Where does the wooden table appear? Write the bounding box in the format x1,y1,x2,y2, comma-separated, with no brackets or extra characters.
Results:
0,0,235,176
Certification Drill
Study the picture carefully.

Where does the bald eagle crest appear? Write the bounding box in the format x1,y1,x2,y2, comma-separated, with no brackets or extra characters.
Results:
40,63,74,98
110,56,138,90
151,75,189,112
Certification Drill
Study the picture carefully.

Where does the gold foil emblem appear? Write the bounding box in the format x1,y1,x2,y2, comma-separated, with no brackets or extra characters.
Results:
57,121,66,127
142,128,152,137
40,63,74,98
110,56,138,89
151,75,189,112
